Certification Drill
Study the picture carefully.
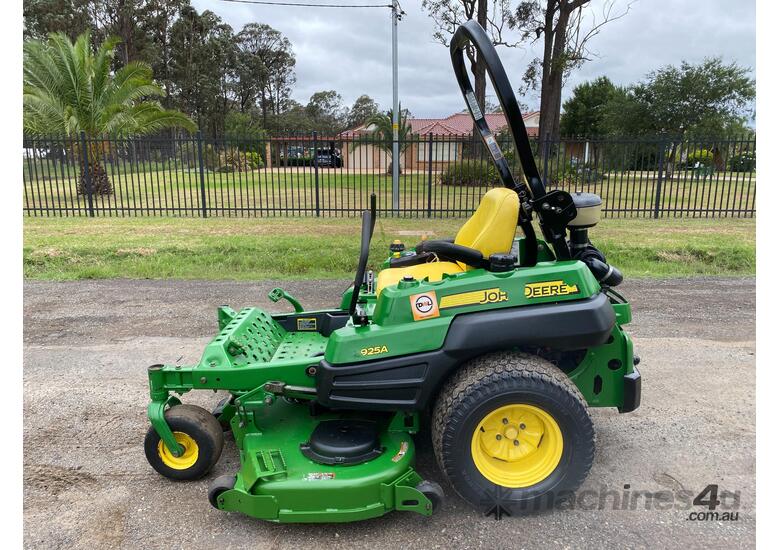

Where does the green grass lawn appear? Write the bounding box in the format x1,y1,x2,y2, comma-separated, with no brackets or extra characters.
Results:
24,166,756,217
23,216,755,280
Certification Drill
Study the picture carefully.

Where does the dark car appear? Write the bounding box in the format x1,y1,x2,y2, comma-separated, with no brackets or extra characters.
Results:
316,148,343,168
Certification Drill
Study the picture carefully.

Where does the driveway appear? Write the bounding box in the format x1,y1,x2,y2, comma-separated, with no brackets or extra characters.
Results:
23,277,756,549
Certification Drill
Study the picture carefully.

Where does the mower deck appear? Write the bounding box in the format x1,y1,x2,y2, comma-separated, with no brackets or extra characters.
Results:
214,400,429,523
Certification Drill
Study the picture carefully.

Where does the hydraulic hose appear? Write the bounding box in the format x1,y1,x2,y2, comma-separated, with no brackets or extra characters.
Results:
571,242,623,287
583,256,624,287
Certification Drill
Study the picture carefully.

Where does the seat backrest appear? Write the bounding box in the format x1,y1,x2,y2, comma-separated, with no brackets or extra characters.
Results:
454,187,519,267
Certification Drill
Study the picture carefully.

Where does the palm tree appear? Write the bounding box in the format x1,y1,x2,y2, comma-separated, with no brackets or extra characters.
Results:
23,31,195,195
365,107,413,175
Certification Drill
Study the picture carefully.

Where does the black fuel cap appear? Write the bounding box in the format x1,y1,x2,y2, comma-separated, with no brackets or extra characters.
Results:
489,253,516,272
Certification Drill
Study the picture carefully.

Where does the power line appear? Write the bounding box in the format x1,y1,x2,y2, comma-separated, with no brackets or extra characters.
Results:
218,0,391,8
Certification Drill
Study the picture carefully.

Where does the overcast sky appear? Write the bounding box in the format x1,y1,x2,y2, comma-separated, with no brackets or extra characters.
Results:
193,0,756,118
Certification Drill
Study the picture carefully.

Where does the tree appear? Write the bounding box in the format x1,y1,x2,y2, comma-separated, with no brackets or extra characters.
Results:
91,0,144,65
23,31,195,194
25,1,192,98
234,23,296,123
305,91,347,134
346,95,379,129
510,1,632,148
268,100,309,133
23,0,92,41
603,58,755,138
600,58,755,175
224,110,266,140
423,0,517,147
265,49,296,119
170,7,235,137
137,0,190,103
560,76,621,136
365,108,413,175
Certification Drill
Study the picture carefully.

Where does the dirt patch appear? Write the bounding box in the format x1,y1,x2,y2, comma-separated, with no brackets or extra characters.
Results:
29,247,65,258
115,247,157,257
80,504,128,548
24,464,96,496
655,249,715,263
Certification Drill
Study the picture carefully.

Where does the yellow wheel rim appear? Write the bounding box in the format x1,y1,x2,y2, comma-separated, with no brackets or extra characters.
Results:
158,432,199,470
471,404,563,488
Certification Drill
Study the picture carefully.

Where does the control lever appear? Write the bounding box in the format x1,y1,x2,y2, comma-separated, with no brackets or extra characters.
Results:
268,287,304,313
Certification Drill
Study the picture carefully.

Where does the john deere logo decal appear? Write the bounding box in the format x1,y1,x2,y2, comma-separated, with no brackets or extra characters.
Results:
440,288,508,309
410,291,440,321
525,280,579,299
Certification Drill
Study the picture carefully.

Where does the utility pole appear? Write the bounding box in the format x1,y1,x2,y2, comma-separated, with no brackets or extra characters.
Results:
391,0,401,213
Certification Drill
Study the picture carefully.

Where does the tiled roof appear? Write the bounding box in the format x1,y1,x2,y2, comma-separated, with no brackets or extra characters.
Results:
411,113,508,134
341,111,540,137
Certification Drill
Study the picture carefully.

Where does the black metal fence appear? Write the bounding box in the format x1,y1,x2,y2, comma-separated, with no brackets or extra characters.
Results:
23,132,756,218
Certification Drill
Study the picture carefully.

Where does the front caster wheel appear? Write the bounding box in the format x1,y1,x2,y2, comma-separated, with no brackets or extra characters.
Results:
208,474,237,509
432,352,594,517
212,395,234,432
417,480,445,513
144,404,224,481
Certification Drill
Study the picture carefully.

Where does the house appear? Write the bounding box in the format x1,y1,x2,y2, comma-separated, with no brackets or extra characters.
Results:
338,111,540,172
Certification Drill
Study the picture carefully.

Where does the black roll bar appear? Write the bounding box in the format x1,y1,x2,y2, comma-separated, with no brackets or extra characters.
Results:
450,20,577,262
450,20,545,199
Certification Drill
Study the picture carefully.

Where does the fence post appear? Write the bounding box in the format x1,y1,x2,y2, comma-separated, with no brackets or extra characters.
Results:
196,130,207,218
427,133,434,218
313,131,320,217
653,139,666,219
79,131,95,217
542,133,551,184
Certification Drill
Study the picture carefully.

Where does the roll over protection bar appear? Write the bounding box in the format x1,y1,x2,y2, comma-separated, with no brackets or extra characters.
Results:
450,20,579,263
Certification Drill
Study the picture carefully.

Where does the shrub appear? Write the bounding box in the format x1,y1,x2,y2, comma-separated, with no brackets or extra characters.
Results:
205,146,265,172
439,160,501,187
216,148,248,172
728,151,755,172
686,148,714,168
439,156,605,188
245,151,265,169
548,163,605,186
203,144,220,170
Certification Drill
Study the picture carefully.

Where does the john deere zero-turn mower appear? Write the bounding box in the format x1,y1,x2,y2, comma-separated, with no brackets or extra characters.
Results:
143,20,640,521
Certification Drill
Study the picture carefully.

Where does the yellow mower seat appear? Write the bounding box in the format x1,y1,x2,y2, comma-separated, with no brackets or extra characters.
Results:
376,188,519,294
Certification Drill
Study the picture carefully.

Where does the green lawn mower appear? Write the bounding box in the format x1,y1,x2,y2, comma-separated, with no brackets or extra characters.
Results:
143,20,640,522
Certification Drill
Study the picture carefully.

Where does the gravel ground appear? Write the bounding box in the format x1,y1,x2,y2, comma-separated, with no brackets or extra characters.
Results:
23,277,755,549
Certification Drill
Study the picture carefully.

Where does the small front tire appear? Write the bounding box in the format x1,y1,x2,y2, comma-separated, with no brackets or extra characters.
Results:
144,404,224,481
417,480,445,514
208,474,237,509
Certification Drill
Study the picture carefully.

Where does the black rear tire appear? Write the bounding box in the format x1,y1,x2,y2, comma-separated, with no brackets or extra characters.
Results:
144,404,224,481
431,351,594,517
